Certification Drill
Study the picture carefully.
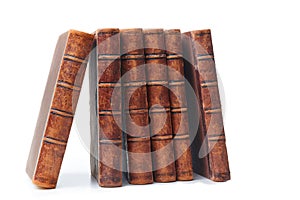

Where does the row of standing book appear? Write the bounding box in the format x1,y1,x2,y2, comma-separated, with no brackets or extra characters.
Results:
26,28,230,189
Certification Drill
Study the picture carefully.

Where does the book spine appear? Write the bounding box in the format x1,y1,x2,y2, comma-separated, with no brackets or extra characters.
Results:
120,29,153,184
164,29,193,181
26,30,94,188
183,29,230,182
143,29,176,182
96,28,123,187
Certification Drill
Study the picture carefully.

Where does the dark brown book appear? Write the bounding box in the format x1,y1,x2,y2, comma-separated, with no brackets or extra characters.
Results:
120,29,153,184
143,29,176,183
182,29,230,182
89,28,123,187
26,30,94,188
164,29,193,181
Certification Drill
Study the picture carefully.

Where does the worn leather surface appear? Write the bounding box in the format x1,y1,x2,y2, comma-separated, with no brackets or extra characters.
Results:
183,29,230,182
93,28,123,187
165,29,193,181
144,29,176,183
121,29,153,184
26,30,94,188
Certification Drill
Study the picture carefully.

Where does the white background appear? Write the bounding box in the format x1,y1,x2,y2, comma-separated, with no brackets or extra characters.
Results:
0,0,299,199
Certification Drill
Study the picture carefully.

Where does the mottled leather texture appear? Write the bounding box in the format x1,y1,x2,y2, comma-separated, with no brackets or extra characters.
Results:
91,28,123,187
183,29,230,182
26,30,94,188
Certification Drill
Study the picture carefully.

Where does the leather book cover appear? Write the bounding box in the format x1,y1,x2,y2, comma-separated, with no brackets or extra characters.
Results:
120,29,153,185
164,29,193,181
89,28,123,187
182,29,230,182
143,29,176,183
26,30,94,188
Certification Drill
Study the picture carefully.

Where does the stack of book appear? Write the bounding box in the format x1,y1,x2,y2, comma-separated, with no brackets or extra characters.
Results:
26,28,230,189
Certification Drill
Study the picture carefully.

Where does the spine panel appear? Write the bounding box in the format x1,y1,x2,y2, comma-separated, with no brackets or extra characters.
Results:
96,29,123,187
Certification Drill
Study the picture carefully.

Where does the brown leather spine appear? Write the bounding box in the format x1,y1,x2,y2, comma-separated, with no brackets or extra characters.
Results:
164,29,193,181
26,30,94,188
120,29,153,185
183,29,230,182
92,28,123,187
144,29,176,183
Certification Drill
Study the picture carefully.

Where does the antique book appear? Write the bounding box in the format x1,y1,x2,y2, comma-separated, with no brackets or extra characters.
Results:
120,29,153,184
89,28,123,187
164,29,193,181
26,30,94,188
143,29,176,182
182,29,230,182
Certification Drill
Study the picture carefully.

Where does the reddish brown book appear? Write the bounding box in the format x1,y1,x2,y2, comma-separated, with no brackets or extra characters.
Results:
164,29,193,181
120,29,153,184
26,30,94,188
182,29,230,182
89,28,123,187
143,29,176,183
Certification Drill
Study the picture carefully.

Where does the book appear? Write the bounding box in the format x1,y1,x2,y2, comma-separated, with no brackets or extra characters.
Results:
164,29,193,181
143,29,176,182
120,29,153,184
89,28,123,187
26,30,94,188
182,29,230,182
